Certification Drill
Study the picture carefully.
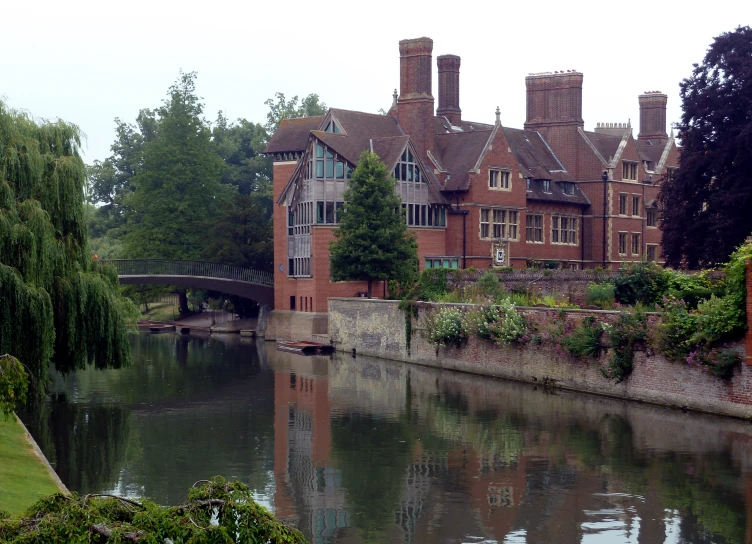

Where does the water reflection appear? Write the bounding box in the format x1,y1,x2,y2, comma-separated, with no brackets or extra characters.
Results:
21,333,752,543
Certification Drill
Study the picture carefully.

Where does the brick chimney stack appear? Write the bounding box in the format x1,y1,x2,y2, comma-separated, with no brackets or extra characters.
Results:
524,71,584,129
397,37,435,162
523,71,584,172
436,54,461,126
638,91,668,142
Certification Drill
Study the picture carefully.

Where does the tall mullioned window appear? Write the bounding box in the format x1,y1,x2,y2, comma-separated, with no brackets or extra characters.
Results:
480,208,518,240
623,161,638,181
526,214,543,243
551,215,578,245
393,149,425,183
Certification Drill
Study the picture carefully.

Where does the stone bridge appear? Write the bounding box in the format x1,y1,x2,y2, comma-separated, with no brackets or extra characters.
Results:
101,259,274,308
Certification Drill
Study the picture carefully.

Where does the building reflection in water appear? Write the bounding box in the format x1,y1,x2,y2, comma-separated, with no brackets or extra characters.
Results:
266,343,752,544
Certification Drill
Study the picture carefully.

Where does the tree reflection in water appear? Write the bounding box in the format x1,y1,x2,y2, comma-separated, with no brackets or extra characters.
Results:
19,335,751,544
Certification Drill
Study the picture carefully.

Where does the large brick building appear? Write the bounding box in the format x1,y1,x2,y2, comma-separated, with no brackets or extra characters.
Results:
265,37,679,313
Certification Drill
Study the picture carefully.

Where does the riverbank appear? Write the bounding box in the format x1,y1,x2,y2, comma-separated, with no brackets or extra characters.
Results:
0,415,67,516
327,298,752,419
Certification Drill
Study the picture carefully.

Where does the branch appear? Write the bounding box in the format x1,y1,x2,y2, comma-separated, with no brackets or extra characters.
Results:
175,499,226,514
83,494,145,510
90,523,146,541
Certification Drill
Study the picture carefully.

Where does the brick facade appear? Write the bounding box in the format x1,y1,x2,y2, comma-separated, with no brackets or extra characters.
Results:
266,36,680,312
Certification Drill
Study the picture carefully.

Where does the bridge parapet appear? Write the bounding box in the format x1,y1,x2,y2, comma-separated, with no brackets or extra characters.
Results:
101,259,274,287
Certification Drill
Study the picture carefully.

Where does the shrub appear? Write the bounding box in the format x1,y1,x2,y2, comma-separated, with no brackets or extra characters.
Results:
693,295,744,345
486,299,528,344
424,306,468,347
476,270,506,301
688,347,742,380
563,317,603,358
614,262,669,306
601,309,647,383
585,282,615,309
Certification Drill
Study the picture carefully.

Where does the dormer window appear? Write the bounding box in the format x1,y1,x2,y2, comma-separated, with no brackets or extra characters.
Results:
562,182,575,196
324,121,341,134
393,148,425,183
542,180,551,193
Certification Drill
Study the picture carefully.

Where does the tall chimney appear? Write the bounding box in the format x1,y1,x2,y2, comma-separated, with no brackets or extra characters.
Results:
523,71,584,180
638,91,668,141
524,71,584,129
437,54,461,126
397,37,435,162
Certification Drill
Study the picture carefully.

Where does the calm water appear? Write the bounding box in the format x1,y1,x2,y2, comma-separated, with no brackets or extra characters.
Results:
20,332,752,544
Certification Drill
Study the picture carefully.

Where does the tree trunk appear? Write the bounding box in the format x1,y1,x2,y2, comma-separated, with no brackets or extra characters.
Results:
367,280,373,298
178,289,190,317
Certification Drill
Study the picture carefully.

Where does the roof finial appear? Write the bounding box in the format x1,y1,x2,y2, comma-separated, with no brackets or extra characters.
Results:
392,89,398,110
495,106,501,126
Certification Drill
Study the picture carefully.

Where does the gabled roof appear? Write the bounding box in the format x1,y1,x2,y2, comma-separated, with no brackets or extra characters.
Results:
503,128,571,182
580,130,622,164
635,138,668,165
435,129,494,191
264,116,325,154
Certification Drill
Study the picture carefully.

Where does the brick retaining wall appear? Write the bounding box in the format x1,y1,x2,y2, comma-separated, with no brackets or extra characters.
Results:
328,298,752,419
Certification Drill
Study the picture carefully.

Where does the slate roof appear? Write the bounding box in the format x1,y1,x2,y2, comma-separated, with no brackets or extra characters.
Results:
634,139,667,165
434,130,493,191
264,116,325,154
434,116,494,134
581,130,622,163
503,128,570,181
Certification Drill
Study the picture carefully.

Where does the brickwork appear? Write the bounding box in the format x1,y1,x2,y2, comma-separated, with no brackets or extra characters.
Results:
747,261,752,365
328,298,752,418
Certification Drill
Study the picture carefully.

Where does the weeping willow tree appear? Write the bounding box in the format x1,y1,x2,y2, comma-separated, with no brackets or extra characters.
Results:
0,100,137,402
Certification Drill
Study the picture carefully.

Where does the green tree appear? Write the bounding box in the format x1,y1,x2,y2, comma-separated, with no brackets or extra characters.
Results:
0,100,136,402
660,26,752,268
330,151,418,297
122,72,232,314
264,92,327,134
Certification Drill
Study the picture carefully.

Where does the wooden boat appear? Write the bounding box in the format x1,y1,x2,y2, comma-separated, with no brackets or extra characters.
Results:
148,324,176,333
276,340,334,355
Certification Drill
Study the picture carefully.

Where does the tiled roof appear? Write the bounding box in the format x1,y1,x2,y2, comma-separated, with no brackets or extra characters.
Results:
581,130,622,163
434,116,494,134
503,128,570,181
435,130,494,190
634,139,667,164
526,179,590,206
264,116,324,154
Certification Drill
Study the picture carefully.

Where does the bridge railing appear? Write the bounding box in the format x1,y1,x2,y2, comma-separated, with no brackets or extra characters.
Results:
100,259,274,287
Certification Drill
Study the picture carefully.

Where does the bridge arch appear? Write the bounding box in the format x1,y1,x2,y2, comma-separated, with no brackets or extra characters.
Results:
102,259,274,308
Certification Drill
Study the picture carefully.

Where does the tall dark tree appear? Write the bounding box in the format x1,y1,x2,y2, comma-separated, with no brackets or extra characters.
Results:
660,26,752,268
330,151,418,297
122,72,232,314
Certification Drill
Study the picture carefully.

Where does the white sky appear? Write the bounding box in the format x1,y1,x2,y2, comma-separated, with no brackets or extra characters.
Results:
2,0,750,164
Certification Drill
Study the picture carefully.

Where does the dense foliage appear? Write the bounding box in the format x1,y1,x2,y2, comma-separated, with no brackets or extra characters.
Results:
0,477,307,543
660,26,752,267
0,355,28,416
86,76,326,312
0,101,136,403
330,151,418,297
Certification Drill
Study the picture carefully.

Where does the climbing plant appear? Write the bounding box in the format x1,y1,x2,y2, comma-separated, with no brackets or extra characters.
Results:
0,100,137,398
0,476,308,543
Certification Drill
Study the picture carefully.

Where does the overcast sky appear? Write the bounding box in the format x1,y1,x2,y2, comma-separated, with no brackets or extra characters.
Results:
2,0,750,164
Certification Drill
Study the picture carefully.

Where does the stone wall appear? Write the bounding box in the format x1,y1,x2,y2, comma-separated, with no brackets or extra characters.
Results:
328,297,752,419
265,310,328,342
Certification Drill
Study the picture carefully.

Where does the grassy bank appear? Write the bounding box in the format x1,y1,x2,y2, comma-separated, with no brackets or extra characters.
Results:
0,415,64,516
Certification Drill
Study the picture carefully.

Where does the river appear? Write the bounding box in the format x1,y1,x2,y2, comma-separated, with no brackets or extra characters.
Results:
19,332,752,544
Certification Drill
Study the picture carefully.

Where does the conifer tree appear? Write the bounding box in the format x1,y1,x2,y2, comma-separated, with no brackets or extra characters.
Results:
330,151,418,297
0,100,137,403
